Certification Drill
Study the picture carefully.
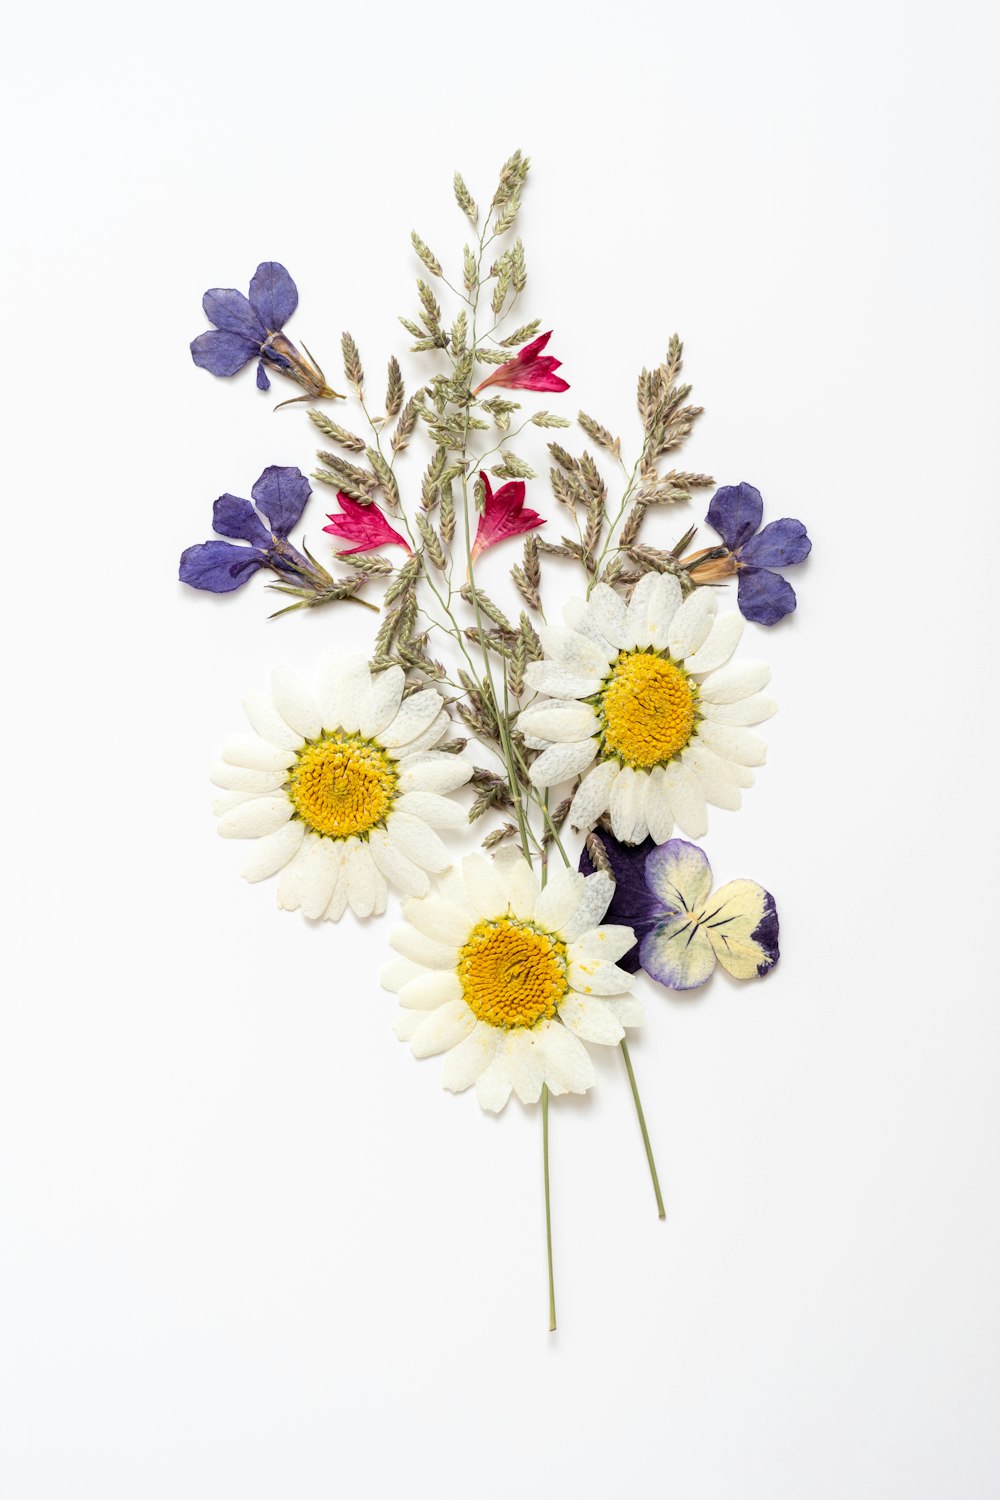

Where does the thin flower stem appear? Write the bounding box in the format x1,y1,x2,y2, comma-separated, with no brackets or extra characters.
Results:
542,1083,556,1332
619,1037,665,1219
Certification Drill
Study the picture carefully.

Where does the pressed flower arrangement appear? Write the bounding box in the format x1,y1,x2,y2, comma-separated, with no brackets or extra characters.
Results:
182,150,810,1330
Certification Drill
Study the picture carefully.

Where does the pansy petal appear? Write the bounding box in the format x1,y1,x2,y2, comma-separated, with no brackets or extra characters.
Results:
248,261,298,330
645,838,713,913
737,568,798,626
190,329,260,377
705,482,763,551
740,517,811,569
684,612,744,676
703,879,780,979
251,466,312,538
640,913,717,990
528,738,599,789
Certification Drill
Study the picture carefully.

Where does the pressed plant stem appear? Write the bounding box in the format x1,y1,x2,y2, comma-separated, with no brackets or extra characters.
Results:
542,1083,556,1332
619,1037,665,1219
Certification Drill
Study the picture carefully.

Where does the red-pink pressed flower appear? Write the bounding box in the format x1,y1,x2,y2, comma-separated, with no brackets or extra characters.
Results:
322,492,411,555
472,330,570,396
471,471,546,561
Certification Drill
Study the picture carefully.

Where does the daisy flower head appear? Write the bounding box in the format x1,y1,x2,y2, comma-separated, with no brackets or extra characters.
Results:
383,852,642,1112
212,652,472,920
519,574,777,843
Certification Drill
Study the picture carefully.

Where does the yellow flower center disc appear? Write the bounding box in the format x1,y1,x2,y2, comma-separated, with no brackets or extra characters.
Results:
458,918,568,1030
600,650,697,770
287,733,397,839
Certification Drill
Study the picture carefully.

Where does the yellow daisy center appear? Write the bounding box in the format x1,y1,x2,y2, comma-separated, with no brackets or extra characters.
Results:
600,650,697,770
287,733,397,839
457,917,568,1031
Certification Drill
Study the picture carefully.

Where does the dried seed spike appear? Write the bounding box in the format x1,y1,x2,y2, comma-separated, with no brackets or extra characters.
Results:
341,331,364,392
410,231,442,278
454,171,479,225
585,832,614,877
385,356,404,420
307,409,367,453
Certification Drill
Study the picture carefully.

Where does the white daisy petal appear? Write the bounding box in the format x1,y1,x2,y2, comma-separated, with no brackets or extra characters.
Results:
559,993,625,1044
372,870,388,918
523,661,603,700
221,736,296,772
217,796,293,839
239,820,305,882
475,1053,514,1112
389,923,459,969
609,765,646,843
662,760,708,838
398,970,463,1011
604,995,645,1027
275,839,313,912
398,753,473,795
645,765,675,844
462,853,509,918
381,956,425,993
396,712,450,756
367,827,431,899
242,691,303,751
393,791,468,830
516,702,600,743
385,812,451,873
270,666,321,740
410,999,477,1058
537,626,610,677
324,865,349,923
345,839,378,918
559,871,615,941
683,743,742,810
668,589,717,659
567,957,636,996
569,925,637,965
685,742,754,788
528,737,599,790
210,762,286,794
697,722,767,767
393,1009,424,1042
645,574,684,648
504,1030,545,1104
211,791,257,817
568,759,620,830
296,836,341,920
502,854,539,920
360,665,405,738
699,661,771,705
701,692,778,727
536,1020,596,1095
534,867,585,933
441,1023,500,1092
563,597,619,659
315,652,371,734
401,895,474,945
377,689,444,748
587,583,634,649
684,611,744,675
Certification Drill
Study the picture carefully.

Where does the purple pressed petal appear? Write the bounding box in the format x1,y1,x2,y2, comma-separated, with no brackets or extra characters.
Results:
201,287,266,341
211,494,272,548
190,329,259,377
250,465,312,538
705,482,764,551
178,541,264,593
751,889,780,974
249,262,298,331
256,360,271,391
579,833,660,972
740,517,812,568
644,840,713,914
737,567,798,626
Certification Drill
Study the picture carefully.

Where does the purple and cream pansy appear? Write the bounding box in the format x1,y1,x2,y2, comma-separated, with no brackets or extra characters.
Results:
190,261,341,402
704,482,811,626
179,465,321,595
581,833,779,990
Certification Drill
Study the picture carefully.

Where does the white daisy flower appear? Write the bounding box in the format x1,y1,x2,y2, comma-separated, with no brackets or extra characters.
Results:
519,575,777,842
383,851,641,1112
212,652,472,920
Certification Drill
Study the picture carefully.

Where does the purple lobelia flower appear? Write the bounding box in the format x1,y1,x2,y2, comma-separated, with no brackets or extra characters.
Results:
580,831,779,990
190,262,342,403
695,482,811,626
179,466,324,595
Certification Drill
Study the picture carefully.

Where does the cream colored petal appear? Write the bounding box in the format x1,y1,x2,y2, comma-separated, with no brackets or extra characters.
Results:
270,666,321,740
504,1029,545,1104
501,852,539,920
372,869,388,917
568,925,637,965
528,737,599,790
537,626,610,677
683,743,743,810
701,693,777,726
462,853,509,919
534,867,584,933
558,871,615,941
324,865,349,923
393,1008,424,1042
516,702,600,743
212,790,257,817
401,894,473,945
699,661,771,705
558,993,625,1045
563,597,619,660
210,762,286,794
587,583,634,649
523,661,603,700
275,839,313,912
645,765,674,844
475,1052,513,1112
367,827,430,899
662,760,708,838
297,836,341,920
567,759,619,830
386,811,451,872
393,791,467,830
441,1022,500,1091
410,999,477,1059
315,651,370,733
645,574,684,649
360,665,405,738
567,958,636,997
221,735,296,772
609,764,646,843
217,796,293,840
398,969,463,1011
389,923,459,969
397,753,473,795
603,995,645,1027
380,956,425,993
242,690,303,751
668,588,716,659
397,712,450,756
697,722,767,767
377,689,443,748
344,839,378,918
239,820,305,882
684,611,743,675
536,1020,596,1095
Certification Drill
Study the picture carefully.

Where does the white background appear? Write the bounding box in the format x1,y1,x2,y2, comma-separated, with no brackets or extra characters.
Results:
3,2,998,1496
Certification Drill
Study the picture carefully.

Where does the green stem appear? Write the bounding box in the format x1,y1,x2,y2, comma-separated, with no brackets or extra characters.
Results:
619,1037,665,1219
542,1083,556,1332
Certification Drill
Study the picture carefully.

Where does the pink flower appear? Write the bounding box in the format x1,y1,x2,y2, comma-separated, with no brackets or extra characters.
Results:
322,492,411,555
471,472,545,561
472,330,569,396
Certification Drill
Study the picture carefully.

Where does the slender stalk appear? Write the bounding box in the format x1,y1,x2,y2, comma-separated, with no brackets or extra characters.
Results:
542,1083,556,1332
619,1037,665,1219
